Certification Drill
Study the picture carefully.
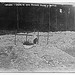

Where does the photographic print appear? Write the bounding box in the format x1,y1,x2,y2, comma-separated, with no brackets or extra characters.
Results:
0,1,75,72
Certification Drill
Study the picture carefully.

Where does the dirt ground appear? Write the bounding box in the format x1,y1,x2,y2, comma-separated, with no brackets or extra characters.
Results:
0,31,75,72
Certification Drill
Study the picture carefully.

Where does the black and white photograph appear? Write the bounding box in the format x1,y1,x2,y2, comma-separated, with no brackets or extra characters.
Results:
0,1,75,73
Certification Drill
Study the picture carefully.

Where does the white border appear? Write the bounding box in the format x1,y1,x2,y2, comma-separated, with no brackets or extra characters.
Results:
0,0,75,75
0,0,75,6
0,0,75,3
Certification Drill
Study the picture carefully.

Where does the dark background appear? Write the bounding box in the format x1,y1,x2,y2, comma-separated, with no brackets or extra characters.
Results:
0,3,75,32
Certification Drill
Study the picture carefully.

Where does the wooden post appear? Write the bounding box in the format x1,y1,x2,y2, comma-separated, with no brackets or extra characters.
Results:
14,6,19,45
14,30,17,45
74,7,75,30
65,7,68,31
26,32,28,41
37,31,39,44
56,7,57,31
47,5,50,45
17,6,19,31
